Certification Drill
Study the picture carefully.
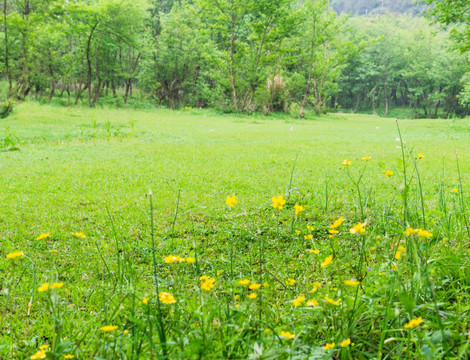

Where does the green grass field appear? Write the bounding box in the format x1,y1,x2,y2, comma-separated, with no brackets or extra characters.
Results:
2,102,470,359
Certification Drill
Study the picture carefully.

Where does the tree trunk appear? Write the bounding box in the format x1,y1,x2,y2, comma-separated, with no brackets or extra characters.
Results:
86,21,99,106
3,0,11,96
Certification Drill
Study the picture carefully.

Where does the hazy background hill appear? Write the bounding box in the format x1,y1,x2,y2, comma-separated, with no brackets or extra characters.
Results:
331,0,426,15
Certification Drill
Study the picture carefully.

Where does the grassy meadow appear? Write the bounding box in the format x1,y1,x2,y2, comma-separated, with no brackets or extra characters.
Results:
2,102,470,359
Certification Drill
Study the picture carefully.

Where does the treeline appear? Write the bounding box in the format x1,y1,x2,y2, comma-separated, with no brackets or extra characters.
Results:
0,0,468,117
331,0,425,15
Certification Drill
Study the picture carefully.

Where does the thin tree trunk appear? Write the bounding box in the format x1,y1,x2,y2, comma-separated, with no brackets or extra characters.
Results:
3,0,11,96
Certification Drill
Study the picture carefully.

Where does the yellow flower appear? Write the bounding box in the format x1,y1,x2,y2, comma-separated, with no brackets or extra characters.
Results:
294,204,304,215
72,232,86,238
6,251,24,259
39,345,49,350
51,282,64,289
280,331,295,339
248,293,257,299
263,282,269,288
37,233,50,240
159,292,176,304
452,188,458,193
307,299,319,307
292,295,306,307
350,222,366,234
417,153,424,159
397,245,406,252
308,249,319,254
285,278,296,286
164,255,177,264
361,156,371,161
405,227,418,236
249,283,261,290
234,295,240,300
201,278,216,291
226,195,238,208
271,195,286,210
321,255,333,268
324,296,341,306
342,160,351,166
344,279,360,286
328,229,339,235
38,283,50,292
340,338,351,347
378,272,385,276
417,229,433,238
304,234,313,240
186,257,195,264
311,282,322,292
383,170,393,177
392,265,398,271
307,225,314,231
239,279,250,286
175,256,185,262
100,325,118,332
199,275,209,281
323,343,335,350
64,355,75,359
30,350,46,359
295,230,301,235
217,270,223,276
404,317,423,329
395,251,402,260
370,246,376,251
142,297,149,305
330,217,343,229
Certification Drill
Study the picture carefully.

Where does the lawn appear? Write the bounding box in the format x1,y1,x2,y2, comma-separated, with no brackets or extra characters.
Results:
2,102,470,359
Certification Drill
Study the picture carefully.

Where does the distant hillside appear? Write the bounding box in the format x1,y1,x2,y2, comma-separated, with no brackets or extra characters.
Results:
331,0,426,15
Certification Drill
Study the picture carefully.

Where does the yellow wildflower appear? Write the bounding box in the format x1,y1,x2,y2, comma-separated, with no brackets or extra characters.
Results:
51,282,64,289
307,299,319,307
311,282,322,292
201,278,216,291
199,275,209,281
142,297,149,305
404,317,423,329
37,233,50,240
263,282,269,288
6,251,24,259
30,350,46,359
285,278,296,286
295,230,301,235
39,345,49,350
340,338,351,347
307,225,314,231
304,234,313,240
405,227,418,236
417,229,433,238
328,229,339,235
64,355,75,359
248,293,257,299
72,232,86,238
323,343,335,350
344,279,360,286
239,279,250,286
321,255,333,268
417,153,424,159
452,188,458,193
330,217,343,229
342,160,352,166
186,257,195,263
383,170,393,177
324,296,341,306
280,331,295,339
292,295,306,307
294,204,304,215
392,265,398,271
249,283,261,290
100,325,118,332
159,292,176,304
397,245,406,252
395,251,402,260
164,255,177,264
308,249,320,254
226,195,238,208
350,222,366,234
378,272,385,276
361,156,371,161
38,283,50,292
271,195,286,210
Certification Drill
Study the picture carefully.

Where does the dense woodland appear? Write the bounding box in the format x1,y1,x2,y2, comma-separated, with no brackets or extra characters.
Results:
0,0,468,117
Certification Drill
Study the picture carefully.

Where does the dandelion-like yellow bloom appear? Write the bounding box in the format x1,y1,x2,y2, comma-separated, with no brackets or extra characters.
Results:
6,251,24,259
199,275,209,281
249,283,261,290
330,217,343,229
378,272,385,276
285,278,296,286
321,255,333,268
142,297,149,305
323,343,335,350
328,229,339,235
417,229,433,238
30,350,46,359
72,232,86,238
225,195,238,208
342,160,351,166
271,195,286,210
248,293,257,299
304,234,313,240
383,170,393,177
295,230,301,235
417,153,424,159
239,279,250,286
452,188,459,193
64,355,75,359
37,233,50,240
404,317,423,329
294,204,304,215
391,265,398,271
186,257,195,264
51,282,64,289
324,296,341,306
340,338,351,347
307,225,314,231
38,283,50,292
280,331,295,339
395,251,402,260
361,156,371,161
164,255,177,264
100,325,118,332
344,279,360,286
159,292,176,304
308,249,319,254
405,227,418,236
39,345,49,350
311,281,322,292
397,245,406,252
201,278,216,291
350,222,366,234
292,295,306,307
307,299,319,307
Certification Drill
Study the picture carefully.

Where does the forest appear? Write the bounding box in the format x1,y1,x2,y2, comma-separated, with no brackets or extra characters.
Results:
0,0,468,118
